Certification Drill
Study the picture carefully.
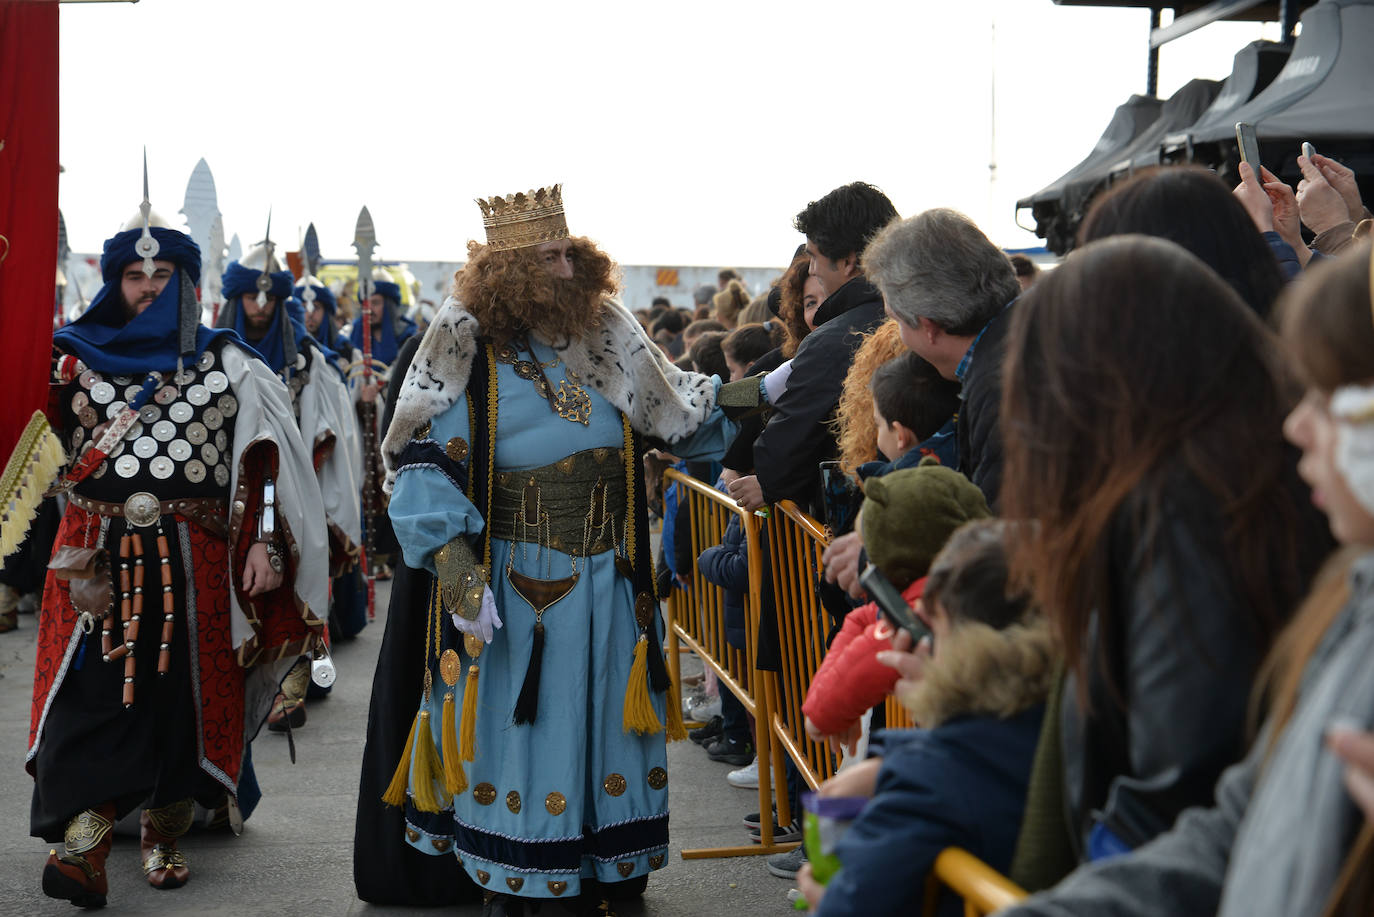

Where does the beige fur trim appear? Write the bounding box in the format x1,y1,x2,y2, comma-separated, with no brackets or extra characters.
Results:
380,296,716,492
898,618,1056,728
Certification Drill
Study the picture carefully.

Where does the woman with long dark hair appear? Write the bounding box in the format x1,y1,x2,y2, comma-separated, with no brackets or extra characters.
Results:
1001,239,1374,917
1078,165,1286,318
999,234,1330,867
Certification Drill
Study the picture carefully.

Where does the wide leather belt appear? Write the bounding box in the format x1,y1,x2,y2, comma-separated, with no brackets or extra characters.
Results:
489,448,627,557
70,491,230,539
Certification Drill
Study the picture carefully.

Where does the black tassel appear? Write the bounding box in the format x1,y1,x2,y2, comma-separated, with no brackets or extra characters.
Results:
645,621,670,693
513,621,545,724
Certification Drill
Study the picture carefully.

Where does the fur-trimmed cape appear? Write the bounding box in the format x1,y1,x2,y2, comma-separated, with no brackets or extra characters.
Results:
381,296,717,488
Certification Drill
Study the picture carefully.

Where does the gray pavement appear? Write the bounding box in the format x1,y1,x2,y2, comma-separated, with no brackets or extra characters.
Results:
0,581,797,916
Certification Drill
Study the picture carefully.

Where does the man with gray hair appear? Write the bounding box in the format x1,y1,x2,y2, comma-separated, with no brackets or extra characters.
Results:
822,208,1018,600
864,208,1019,507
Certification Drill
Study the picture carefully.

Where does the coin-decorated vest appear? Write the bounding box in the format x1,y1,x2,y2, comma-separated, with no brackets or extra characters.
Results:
63,339,239,502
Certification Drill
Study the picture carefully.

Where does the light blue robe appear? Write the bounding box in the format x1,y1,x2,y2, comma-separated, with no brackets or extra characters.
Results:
388,337,731,899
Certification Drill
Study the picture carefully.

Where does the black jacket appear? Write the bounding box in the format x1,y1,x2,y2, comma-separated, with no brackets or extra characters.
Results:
954,302,1014,512
754,277,886,511
1060,470,1331,857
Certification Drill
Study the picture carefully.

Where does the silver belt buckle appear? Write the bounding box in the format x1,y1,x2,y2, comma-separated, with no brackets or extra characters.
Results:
123,492,161,527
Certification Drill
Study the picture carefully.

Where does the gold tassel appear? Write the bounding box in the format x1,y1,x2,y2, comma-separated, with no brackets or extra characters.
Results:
623,634,663,735
441,691,467,795
410,711,445,813
665,675,689,742
381,710,422,808
460,663,480,761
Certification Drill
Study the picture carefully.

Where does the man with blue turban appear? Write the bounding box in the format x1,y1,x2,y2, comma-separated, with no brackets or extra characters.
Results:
216,244,362,728
350,269,417,369
296,273,351,357
25,206,329,908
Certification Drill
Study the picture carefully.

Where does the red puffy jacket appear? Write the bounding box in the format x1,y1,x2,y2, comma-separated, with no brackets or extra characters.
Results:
802,577,925,737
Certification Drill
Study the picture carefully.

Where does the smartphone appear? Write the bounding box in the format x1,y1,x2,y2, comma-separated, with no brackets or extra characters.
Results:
859,563,932,645
1302,141,1317,161
1235,122,1262,170
818,461,862,536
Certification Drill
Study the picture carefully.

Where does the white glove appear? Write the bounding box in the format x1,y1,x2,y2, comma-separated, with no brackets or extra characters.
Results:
451,586,503,643
763,359,794,404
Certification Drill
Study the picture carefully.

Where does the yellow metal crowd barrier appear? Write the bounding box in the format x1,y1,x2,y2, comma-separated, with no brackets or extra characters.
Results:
662,469,795,858
925,848,1029,915
765,500,839,790
662,477,1026,908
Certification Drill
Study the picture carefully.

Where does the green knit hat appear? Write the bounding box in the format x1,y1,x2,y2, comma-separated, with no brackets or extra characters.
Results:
861,457,991,586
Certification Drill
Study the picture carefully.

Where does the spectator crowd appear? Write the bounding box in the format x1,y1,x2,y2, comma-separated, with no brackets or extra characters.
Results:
639,149,1374,917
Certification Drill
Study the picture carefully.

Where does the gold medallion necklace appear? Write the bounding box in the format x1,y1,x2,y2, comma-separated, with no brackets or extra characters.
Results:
494,337,592,426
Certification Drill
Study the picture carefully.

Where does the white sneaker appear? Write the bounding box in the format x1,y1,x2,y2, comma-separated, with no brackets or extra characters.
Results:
686,694,722,723
726,758,758,789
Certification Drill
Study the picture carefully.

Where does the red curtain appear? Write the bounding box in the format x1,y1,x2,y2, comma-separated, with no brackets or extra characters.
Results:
0,1,59,462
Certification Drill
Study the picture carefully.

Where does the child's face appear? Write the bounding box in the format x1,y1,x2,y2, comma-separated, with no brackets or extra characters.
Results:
1285,389,1374,546
724,351,748,382
872,403,902,462
914,598,952,655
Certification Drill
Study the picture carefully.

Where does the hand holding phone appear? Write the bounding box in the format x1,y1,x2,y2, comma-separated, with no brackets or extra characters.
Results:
859,563,932,645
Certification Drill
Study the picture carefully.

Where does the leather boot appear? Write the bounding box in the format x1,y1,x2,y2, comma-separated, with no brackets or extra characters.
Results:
268,658,310,731
141,798,193,889
42,803,115,908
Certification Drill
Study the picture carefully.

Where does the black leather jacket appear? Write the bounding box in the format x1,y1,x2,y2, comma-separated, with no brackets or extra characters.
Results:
753,277,885,511
1060,472,1330,856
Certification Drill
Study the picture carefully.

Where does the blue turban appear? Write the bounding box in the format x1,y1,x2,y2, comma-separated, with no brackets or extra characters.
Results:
55,226,236,374
222,260,294,304
293,281,337,318
372,280,402,305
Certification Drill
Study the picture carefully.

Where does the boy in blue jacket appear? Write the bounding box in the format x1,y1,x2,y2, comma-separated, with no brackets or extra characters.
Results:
797,519,1053,917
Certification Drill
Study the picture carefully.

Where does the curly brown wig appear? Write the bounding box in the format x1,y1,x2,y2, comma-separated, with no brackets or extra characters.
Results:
833,319,907,476
453,235,618,347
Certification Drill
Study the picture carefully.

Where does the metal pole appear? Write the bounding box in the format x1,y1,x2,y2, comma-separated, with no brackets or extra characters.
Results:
1147,7,1162,96
1279,0,1298,43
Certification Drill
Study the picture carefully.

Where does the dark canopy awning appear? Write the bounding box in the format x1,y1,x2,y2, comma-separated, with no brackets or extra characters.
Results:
1164,39,1291,156
1192,0,1374,142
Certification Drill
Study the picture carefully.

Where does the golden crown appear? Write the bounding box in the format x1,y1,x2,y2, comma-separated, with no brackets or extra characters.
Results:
475,184,569,252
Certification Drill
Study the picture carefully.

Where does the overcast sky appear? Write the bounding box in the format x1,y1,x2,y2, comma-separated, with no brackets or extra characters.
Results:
57,0,1278,267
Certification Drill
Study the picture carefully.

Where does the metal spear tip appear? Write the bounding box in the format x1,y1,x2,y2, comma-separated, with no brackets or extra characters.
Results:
353,206,377,252
137,149,159,277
